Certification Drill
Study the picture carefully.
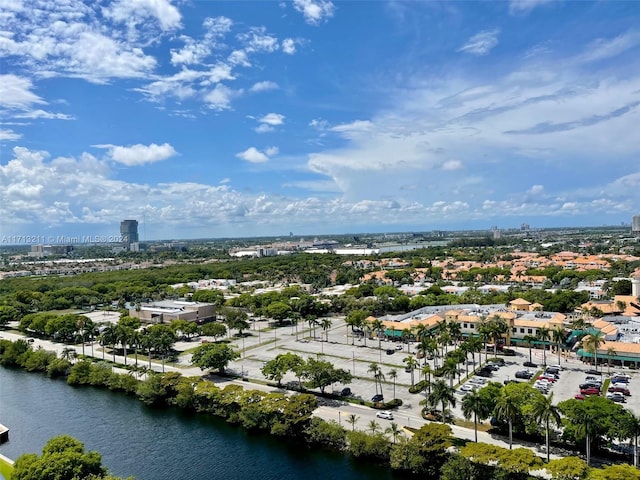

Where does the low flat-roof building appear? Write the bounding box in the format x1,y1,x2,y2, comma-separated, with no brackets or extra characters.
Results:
129,300,215,324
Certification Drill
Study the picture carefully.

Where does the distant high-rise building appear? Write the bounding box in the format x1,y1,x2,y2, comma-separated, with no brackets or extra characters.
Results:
120,220,139,247
632,214,640,236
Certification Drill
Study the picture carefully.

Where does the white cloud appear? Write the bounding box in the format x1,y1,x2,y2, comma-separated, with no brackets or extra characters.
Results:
103,0,182,32
259,113,285,126
95,143,178,166
15,109,74,120
441,160,463,171
509,0,553,15
250,81,279,92
236,146,278,163
528,184,545,195
458,29,500,56
282,38,296,55
0,75,45,109
237,27,279,53
0,129,22,141
577,30,640,64
203,84,242,110
293,0,335,25
255,124,274,133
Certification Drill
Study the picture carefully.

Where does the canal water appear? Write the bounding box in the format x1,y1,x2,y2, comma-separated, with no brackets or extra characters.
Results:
0,367,392,480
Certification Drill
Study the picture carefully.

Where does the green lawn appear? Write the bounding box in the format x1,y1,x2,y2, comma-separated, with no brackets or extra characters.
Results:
0,455,13,480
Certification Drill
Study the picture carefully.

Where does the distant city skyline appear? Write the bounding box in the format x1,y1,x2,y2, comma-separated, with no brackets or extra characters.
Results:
1,1,639,239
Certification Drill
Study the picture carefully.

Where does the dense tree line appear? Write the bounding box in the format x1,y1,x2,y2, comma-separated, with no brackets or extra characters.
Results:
2,337,640,480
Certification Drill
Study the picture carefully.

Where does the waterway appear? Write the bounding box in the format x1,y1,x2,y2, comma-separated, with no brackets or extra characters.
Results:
0,367,392,480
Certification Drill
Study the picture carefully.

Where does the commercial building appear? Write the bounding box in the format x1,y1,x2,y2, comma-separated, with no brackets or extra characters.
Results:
120,220,139,248
632,214,640,236
129,300,215,324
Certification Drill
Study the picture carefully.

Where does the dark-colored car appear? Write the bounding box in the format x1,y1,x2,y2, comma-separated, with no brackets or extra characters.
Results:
385,349,395,355
585,369,601,375
523,361,538,368
515,370,533,379
371,394,384,402
608,386,631,396
579,383,600,390
341,387,352,397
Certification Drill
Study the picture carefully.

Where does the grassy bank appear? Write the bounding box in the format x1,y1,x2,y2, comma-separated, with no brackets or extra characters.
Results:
0,454,14,480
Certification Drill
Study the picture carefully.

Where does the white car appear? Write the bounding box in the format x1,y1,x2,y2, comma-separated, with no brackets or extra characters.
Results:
376,411,394,420
460,384,476,392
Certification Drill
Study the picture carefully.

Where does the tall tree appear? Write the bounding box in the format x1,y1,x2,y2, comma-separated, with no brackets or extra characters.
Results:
495,390,520,449
552,325,566,365
522,334,537,364
427,379,456,423
582,331,605,372
531,392,561,462
461,391,491,442
536,326,551,366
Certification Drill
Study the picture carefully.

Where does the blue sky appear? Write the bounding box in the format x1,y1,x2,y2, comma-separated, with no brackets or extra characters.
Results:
1,0,639,241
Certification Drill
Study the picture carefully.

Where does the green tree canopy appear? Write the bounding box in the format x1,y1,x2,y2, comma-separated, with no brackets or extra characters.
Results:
191,343,240,373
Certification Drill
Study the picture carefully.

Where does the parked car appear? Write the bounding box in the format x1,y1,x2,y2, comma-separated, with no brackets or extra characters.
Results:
606,392,626,403
579,383,601,390
376,411,394,420
460,384,476,392
523,361,538,368
340,387,352,397
585,369,601,375
385,349,395,355
611,377,630,384
580,388,600,396
515,370,533,380
608,386,631,396
395,344,403,350
504,379,520,385
371,394,384,402
574,394,586,400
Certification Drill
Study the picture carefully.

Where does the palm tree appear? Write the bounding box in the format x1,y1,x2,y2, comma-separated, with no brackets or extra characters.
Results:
413,323,430,343
427,379,456,423
576,409,598,465
448,320,462,347
117,324,133,366
495,391,520,449
370,318,384,350
388,369,397,400
403,355,418,387
477,317,491,363
582,331,605,372
531,392,561,462
442,357,459,388
346,414,359,432
489,316,509,358
368,363,383,396
606,346,617,374
536,326,551,366
60,347,75,363
101,324,118,363
466,335,482,370
421,364,433,395
367,420,380,434
130,330,142,367
462,391,491,443
621,412,640,468
320,318,332,342
385,422,402,444
551,325,566,365
522,334,537,364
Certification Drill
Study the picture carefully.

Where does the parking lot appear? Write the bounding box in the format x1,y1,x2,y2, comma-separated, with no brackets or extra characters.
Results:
453,345,640,418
